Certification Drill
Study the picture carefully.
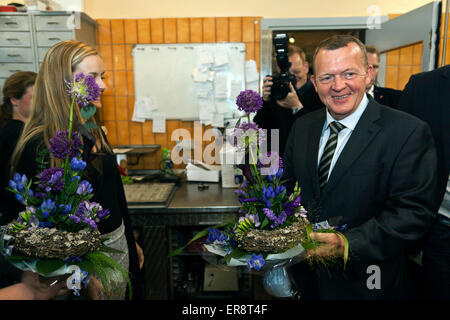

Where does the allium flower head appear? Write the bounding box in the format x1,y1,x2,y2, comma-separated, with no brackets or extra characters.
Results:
49,130,82,159
236,90,263,114
232,122,265,151
65,73,100,108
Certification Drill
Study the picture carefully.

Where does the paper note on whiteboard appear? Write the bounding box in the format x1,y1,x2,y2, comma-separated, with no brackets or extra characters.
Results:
152,112,166,133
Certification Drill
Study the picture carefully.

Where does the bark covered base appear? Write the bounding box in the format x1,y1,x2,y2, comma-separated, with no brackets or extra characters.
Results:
6,224,101,260
235,217,309,253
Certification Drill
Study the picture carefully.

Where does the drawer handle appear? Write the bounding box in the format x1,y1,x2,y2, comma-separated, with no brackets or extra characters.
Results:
5,22,18,25
48,37,61,41
47,22,60,25
7,54,21,57
9,70,22,73
6,38,20,41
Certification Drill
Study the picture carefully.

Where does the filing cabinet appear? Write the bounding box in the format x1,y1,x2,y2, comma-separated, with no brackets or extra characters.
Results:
0,11,97,99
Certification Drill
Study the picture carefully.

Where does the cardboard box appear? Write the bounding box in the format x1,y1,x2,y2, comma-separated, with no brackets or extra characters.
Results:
186,161,220,183
203,264,239,291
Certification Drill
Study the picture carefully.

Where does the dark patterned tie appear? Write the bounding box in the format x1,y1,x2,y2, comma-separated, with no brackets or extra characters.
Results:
318,121,345,191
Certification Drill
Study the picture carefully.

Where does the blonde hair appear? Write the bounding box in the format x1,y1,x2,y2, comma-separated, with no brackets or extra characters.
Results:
11,40,111,173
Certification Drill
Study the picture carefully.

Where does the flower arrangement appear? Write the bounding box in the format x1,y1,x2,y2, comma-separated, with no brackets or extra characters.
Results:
169,89,348,273
0,73,131,299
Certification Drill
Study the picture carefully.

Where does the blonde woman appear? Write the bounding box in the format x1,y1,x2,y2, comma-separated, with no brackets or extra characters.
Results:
11,40,144,300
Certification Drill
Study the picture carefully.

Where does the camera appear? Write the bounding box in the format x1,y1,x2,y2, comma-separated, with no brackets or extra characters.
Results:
269,33,297,101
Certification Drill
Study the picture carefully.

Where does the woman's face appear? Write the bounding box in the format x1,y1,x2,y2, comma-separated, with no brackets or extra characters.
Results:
11,85,34,121
73,55,106,108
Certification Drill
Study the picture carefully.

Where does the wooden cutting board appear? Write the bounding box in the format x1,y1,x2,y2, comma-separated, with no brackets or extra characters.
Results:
123,182,176,203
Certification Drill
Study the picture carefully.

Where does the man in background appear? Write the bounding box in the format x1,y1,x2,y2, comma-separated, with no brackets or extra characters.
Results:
254,45,324,156
365,45,403,108
398,64,450,299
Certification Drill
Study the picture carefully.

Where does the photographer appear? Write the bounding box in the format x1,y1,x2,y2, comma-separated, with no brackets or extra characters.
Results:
254,42,324,156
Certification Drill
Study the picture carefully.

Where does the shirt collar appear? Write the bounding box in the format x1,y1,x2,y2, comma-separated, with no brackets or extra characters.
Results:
325,94,369,132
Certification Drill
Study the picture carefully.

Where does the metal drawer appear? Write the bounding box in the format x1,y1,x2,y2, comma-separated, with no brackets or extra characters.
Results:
0,63,35,78
37,46,50,62
35,15,72,31
0,15,29,31
0,32,32,47
0,47,34,63
36,31,73,47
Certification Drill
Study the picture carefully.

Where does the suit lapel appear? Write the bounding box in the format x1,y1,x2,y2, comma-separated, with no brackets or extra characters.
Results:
321,100,382,199
306,110,326,197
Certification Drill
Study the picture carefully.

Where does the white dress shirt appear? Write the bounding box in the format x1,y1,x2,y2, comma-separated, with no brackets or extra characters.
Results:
317,94,369,181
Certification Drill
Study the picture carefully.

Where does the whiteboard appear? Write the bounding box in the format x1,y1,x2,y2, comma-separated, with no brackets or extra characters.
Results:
132,43,246,121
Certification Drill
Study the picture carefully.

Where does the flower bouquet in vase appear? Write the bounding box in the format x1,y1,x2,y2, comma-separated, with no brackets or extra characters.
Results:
0,73,131,299
169,90,348,285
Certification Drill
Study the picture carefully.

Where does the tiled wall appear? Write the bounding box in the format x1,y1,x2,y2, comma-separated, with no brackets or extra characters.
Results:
384,13,450,90
95,17,261,170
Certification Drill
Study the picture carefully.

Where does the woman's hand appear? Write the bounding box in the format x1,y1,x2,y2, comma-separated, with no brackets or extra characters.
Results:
136,242,144,269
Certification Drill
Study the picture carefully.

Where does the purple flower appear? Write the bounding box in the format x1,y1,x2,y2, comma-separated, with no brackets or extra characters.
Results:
247,254,264,271
271,211,287,229
49,130,82,159
38,167,65,192
258,152,283,176
65,73,100,108
263,208,276,221
238,196,259,204
236,90,263,114
232,122,265,151
76,180,93,195
238,213,261,228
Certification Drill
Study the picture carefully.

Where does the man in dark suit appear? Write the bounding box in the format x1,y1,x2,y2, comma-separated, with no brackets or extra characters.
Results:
284,35,438,299
254,45,324,156
398,65,450,299
365,45,403,108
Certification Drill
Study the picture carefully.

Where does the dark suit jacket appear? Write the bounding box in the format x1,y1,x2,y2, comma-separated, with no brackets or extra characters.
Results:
284,98,438,299
254,80,325,156
398,65,450,206
373,85,402,109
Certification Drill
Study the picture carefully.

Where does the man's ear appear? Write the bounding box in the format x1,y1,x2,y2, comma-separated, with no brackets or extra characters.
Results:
311,75,318,92
365,65,374,87
304,61,309,74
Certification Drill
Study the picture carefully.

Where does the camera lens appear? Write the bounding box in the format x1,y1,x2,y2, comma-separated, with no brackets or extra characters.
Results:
270,80,290,101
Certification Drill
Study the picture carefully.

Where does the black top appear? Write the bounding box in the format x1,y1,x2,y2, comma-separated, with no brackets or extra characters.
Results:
373,85,403,109
0,119,24,225
253,80,325,157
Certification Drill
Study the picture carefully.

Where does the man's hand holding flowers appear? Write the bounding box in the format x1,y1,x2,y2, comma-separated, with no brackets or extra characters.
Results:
308,233,345,258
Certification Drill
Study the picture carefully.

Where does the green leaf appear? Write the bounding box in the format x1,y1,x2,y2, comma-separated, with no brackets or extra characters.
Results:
84,251,133,300
81,105,97,119
36,259,65,276
5,254,36,261
98,245,124,254
260,217,269,229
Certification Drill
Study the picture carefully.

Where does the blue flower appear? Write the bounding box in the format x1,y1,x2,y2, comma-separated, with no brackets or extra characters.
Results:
205,228,229,244
40,199,56,217
59,204,72,215
247,254,264,271
76,180,93,195
70,158,86,172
